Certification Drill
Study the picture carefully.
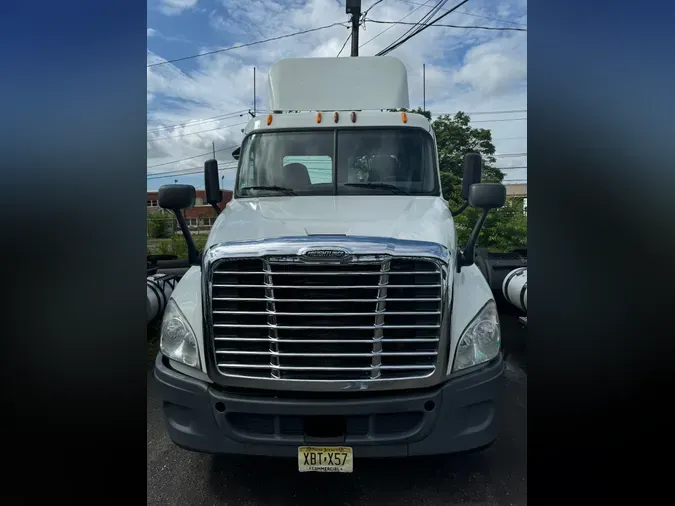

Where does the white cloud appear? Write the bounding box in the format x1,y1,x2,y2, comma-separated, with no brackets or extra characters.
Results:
147,28,158,37
452,33,526,96
157,0,199,16
147,0,528,186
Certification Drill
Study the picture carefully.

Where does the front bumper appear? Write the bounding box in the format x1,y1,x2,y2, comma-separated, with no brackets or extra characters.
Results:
154,352,504,457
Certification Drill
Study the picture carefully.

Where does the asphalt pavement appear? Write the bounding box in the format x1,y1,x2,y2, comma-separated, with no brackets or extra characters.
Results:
147,315,527,506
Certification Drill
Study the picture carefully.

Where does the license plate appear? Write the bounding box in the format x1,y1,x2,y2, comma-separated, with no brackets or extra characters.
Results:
298,446,353,473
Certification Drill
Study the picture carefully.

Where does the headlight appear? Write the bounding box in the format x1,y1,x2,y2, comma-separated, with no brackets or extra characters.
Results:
160,299,200,368
452,300,500,372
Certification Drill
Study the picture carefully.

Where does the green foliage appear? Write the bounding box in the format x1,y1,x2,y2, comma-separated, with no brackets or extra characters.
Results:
152,234,209,259
395,108,527,252
147,210,174,239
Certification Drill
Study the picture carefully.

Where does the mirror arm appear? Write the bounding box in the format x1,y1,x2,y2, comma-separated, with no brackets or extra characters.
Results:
451,201,469,217
172,210,200,266
210,203,222,215
457,208,489,272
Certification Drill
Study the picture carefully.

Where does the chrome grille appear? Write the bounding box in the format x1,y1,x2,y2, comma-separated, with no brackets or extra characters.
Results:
209,256,443,383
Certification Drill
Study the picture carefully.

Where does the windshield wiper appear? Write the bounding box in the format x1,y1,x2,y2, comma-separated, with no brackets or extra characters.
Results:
342,183,410,195
240,185,296,196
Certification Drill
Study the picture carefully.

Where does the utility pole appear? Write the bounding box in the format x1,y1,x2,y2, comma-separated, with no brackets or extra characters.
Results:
423,63,426,111
346,0,361,57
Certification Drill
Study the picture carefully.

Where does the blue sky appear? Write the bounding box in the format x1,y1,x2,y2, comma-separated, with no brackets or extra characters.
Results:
147,0,527,190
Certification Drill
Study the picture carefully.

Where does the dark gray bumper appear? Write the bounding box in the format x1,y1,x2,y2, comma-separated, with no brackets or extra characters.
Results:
154,352,504,457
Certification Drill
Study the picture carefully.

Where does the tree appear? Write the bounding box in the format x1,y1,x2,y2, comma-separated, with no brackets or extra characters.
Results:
394,107,527,252
147,209,174,239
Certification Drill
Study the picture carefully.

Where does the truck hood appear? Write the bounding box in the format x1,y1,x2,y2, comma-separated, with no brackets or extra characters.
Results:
206,195,455,251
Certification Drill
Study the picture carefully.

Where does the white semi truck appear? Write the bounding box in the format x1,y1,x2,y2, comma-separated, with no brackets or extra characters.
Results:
154,56,506,473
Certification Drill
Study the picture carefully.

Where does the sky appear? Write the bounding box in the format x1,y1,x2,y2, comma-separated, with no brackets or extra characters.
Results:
147,0,527,191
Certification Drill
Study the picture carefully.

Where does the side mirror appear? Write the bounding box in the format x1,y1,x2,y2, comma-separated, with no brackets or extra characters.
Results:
468,183,506,210
157,184,200,266
204,159,222,215
461,153,483,200
158,184,196,210
458,182,507,271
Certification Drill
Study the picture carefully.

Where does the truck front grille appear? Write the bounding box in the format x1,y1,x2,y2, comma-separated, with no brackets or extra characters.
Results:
209,256,443,383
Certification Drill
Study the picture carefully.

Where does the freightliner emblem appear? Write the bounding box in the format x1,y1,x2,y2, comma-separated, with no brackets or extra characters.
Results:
300,247,351,260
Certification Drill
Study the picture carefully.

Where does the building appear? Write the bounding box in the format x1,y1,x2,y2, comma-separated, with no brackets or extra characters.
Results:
505,183,527,216
147,189,233,229
505,183,527,198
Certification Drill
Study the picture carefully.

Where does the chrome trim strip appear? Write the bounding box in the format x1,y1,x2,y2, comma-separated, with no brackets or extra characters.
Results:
212,310,441,316
213,337,440,343
214,270,436,276
212,297,442,303
211,284,440,289
217,364,436,371
213,324,440,329
215,350,438,357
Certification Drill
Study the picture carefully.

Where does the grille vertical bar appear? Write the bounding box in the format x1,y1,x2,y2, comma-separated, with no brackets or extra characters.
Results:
371,260,390,379
263,260,280,379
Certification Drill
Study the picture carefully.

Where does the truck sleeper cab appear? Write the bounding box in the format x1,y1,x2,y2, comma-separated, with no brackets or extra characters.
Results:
154,56,505,468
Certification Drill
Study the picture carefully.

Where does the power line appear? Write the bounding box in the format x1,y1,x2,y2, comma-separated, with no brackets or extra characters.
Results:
377,0,450,55
470,117,526,123
365,18,527,31
495,166,527,170
148,121,248,141
147,169,237,182
428,116,528,123
147,144,239,169
337,32,351,56
363,0,386,17
494,153,527,158
147,110,249,134
147,23,348,67
147,164,238,180
435,108,527,115
377,0,471,56
394,0,527,27
377,0,469,56
360,0,435,48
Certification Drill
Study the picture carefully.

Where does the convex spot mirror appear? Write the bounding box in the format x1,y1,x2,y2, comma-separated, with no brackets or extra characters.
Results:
468,183,506,210
158,184,196,210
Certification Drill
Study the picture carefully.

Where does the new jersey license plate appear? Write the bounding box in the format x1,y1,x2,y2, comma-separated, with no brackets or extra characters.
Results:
298,446,353,473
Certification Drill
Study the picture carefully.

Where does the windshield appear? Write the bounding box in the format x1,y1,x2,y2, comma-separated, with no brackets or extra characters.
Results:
235,128,439,197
